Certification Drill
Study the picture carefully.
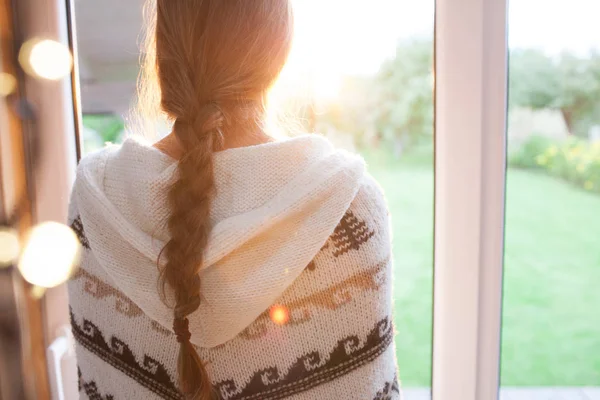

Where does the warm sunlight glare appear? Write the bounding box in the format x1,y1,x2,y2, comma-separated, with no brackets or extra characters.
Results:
313,73,342,101
270,305,290,325
276,0,409,102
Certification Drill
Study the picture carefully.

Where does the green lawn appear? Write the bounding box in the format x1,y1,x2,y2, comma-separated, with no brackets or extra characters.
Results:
365,152,600,387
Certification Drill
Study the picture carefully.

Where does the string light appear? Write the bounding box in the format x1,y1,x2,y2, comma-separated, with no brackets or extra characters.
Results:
30,285,47,300
0,228,20,268
0,72,16,96
18,222,81,288
18,38,73,81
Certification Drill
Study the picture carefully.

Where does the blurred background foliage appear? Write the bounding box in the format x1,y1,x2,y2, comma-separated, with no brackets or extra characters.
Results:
84,39,600,174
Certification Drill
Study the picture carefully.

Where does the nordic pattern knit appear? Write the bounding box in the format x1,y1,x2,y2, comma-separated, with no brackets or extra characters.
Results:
67,135,400,400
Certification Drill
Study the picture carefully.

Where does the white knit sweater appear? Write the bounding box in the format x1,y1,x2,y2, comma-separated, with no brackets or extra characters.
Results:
67,134,399,400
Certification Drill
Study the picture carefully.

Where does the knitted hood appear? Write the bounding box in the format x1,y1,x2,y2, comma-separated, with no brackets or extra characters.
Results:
72,134,365,348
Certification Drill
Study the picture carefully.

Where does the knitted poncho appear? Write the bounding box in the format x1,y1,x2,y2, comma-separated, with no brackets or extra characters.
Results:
67,134,399,400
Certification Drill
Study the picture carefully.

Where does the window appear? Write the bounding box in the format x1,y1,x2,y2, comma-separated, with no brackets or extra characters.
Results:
81,114,125,152
284,2,435,394
501,1,600,398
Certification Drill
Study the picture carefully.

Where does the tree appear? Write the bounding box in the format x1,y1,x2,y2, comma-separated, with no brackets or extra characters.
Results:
307,39,434,153
371,39,434,153
314,76,376,147
509,49,600,137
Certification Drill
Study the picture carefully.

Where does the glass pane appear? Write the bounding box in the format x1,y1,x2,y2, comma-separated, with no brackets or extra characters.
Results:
502,0,600,398
75,0,138,153
81,114,125,153
270,2,436,396
74,0,435,397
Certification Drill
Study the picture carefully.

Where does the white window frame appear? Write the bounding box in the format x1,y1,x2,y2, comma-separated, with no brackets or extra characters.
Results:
433,0,508,399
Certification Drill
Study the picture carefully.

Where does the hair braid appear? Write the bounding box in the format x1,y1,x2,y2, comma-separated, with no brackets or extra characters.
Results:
163,105,221,400
144,1,294,398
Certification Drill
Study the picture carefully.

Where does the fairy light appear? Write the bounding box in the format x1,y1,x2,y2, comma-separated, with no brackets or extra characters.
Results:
0,228,20,268
18,222,81,288
18,39,73,81
269,305,290,325
30,285,47,300
0,72,16,96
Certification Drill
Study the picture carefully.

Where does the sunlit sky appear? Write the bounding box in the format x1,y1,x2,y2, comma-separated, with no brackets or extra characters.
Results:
289,0,600,79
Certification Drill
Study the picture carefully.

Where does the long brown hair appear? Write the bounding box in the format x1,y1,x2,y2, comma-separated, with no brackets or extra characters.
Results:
141,1,293,398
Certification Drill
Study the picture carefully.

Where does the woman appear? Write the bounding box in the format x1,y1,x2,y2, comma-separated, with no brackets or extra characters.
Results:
68,1,398,399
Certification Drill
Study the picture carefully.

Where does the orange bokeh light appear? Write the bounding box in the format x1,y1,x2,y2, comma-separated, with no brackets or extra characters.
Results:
269,305,290,325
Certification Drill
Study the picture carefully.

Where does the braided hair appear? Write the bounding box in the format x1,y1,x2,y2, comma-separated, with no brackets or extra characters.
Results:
144,1,293,398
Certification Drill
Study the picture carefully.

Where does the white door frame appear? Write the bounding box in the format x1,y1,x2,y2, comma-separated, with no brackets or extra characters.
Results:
432,0,508,399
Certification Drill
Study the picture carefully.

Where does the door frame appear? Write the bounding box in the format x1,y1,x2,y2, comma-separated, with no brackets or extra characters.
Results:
432,0,508,399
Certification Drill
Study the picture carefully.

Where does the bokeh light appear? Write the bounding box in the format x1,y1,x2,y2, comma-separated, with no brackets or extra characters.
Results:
18,222,81,288
0,72,17,96
269,305,290,325
18,39,73,81
0,228,20,268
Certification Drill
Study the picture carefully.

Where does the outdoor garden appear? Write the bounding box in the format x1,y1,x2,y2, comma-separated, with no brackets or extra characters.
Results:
357,40,600,387
82,39,600,387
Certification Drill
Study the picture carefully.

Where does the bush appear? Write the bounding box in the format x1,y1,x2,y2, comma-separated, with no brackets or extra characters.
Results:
508,135,555,169
509,135,600,194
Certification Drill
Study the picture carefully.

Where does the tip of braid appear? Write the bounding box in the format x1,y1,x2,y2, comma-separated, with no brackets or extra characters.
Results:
177,340,214,400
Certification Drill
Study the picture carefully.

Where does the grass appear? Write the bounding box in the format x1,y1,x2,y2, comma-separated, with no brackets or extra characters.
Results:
364,149,600,387
501,169,600,386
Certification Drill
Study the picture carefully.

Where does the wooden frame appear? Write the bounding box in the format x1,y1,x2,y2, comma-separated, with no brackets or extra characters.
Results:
15,0,79,351
0,0,50,397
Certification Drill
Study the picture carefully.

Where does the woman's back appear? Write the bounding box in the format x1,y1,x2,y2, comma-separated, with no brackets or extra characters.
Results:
68,135,398,399
68,1,398,398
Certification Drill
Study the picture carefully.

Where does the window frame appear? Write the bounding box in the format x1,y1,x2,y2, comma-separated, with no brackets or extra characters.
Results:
432,0,508,399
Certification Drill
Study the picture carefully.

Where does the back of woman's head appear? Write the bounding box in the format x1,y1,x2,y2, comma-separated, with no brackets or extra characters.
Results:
147,1,293,398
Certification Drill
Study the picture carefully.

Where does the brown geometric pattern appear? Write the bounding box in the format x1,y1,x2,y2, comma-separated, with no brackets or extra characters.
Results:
151,320,172,336
372,374,400,400
215,316,394,400
73,269,143,318
330,211,375,257
72,268,173,336
78,367,115,400
71,309,183,400
72,308,393,400
70,215,90,249
240,257,389,340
